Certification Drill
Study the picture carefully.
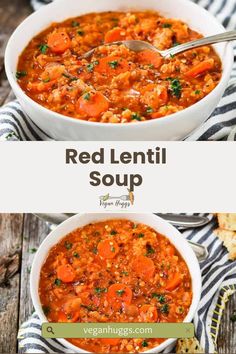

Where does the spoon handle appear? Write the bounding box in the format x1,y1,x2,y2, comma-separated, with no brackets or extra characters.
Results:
165,30,236,57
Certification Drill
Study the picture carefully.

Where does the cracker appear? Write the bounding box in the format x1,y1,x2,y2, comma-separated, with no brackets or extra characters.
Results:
214,228,236,260
217,213,236,231
176,337,204,353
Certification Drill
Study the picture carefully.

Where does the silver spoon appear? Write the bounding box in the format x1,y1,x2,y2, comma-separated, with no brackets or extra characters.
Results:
80,30,236,59
34,213,209,261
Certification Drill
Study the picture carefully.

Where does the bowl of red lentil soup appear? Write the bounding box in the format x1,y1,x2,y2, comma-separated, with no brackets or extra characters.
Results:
5,0,233,140
30,213,201,353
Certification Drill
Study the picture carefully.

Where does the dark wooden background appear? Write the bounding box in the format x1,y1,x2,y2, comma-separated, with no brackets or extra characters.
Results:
0,0,236,353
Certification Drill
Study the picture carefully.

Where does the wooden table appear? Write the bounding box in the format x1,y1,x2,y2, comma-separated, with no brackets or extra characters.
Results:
0,213,235,353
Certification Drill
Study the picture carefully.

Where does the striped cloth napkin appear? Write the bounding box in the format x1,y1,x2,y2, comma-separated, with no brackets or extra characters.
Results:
1,0,236,140
18,214,236,353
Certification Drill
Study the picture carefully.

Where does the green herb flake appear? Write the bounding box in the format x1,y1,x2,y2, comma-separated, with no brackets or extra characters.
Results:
170,53,175,59
92,247,98,254
142,340,149,347
162,23,172,28
29,248,37,254
72,20,80,27
121,271,129,276
137,233,145,238
160,303,169,314
110,230,117,235
54,278,61,286
152,293,166,304
81,304,95,311
39,44,49,54
94,287,107,294
146,107,153,114
108,60,119,69
195,90,201,95
116,289,125,296
83,92,91,101
43,78,50,83
16,71,27,79
110,246,115,252
65,241,73,250
131,113,141,121
42,305,50,316
172,41,180,47
167,77,182,98
77,30,85,36
148,64,154,69
145,244,155,256
73,252,80,258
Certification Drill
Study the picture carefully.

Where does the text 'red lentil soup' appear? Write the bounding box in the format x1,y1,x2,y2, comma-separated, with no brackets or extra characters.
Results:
39,219,192,353
17,11,222,123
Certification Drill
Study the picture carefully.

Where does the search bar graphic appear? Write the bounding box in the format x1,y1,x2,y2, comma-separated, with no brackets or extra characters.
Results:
42,322,194,339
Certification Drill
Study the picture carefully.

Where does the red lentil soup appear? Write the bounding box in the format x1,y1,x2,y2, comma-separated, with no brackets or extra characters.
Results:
39,219,192,353
17,11,222,123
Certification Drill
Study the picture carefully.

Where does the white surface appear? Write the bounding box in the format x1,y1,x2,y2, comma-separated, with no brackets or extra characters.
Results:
0,141,236,212
30,213,201,353
4,0,233,141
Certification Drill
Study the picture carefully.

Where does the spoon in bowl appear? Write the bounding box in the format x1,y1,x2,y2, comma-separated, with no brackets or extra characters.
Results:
80,30,236,59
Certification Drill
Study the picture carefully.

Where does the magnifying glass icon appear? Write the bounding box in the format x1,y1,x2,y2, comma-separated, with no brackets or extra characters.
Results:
47,326,55,335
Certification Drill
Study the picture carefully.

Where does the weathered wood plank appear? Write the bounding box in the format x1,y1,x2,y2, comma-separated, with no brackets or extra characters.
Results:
0,0,32,106
18,214,50,329
0,213,24,353
218,292,236,354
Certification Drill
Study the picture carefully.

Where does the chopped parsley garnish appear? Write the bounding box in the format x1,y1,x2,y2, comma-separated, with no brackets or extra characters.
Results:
83,92,91,101
230,311,236,322
81,304,97,311
72,20,80,27
160,303,169,314
73,252,80,258
16,71,27,79
148,64,154,69
42,305,50,316
92,246,98,254
108,60,119,69
54,278,61,286
77,30,84,36
110,230,117,235
94,287,107,294
162,23,172,28
146,106,153,114
170,53,175,59
121,271,129,276
43,78,50,83
131,113,141,121
64,241,73,250
152,293,166,304
167,78,182,98
145,244,155,256
195,90,201,95
39,44,49,54
142,340,149,347
87,60,99,73
137,233,144,238
172,41,180,47
116,289,125,296
62,73,70,78
29,247,37,253
110,246,116,252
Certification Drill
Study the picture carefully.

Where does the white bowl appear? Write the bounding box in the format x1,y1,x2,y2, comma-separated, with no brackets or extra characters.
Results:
30,213,201,353
5,0,234,141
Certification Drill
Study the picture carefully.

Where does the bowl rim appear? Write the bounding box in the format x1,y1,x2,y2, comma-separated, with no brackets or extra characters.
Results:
4,0,234,130
30,213,202,354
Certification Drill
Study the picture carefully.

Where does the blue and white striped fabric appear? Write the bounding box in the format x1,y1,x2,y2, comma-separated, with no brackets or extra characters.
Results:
18,214,236,354
1,0,236,141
